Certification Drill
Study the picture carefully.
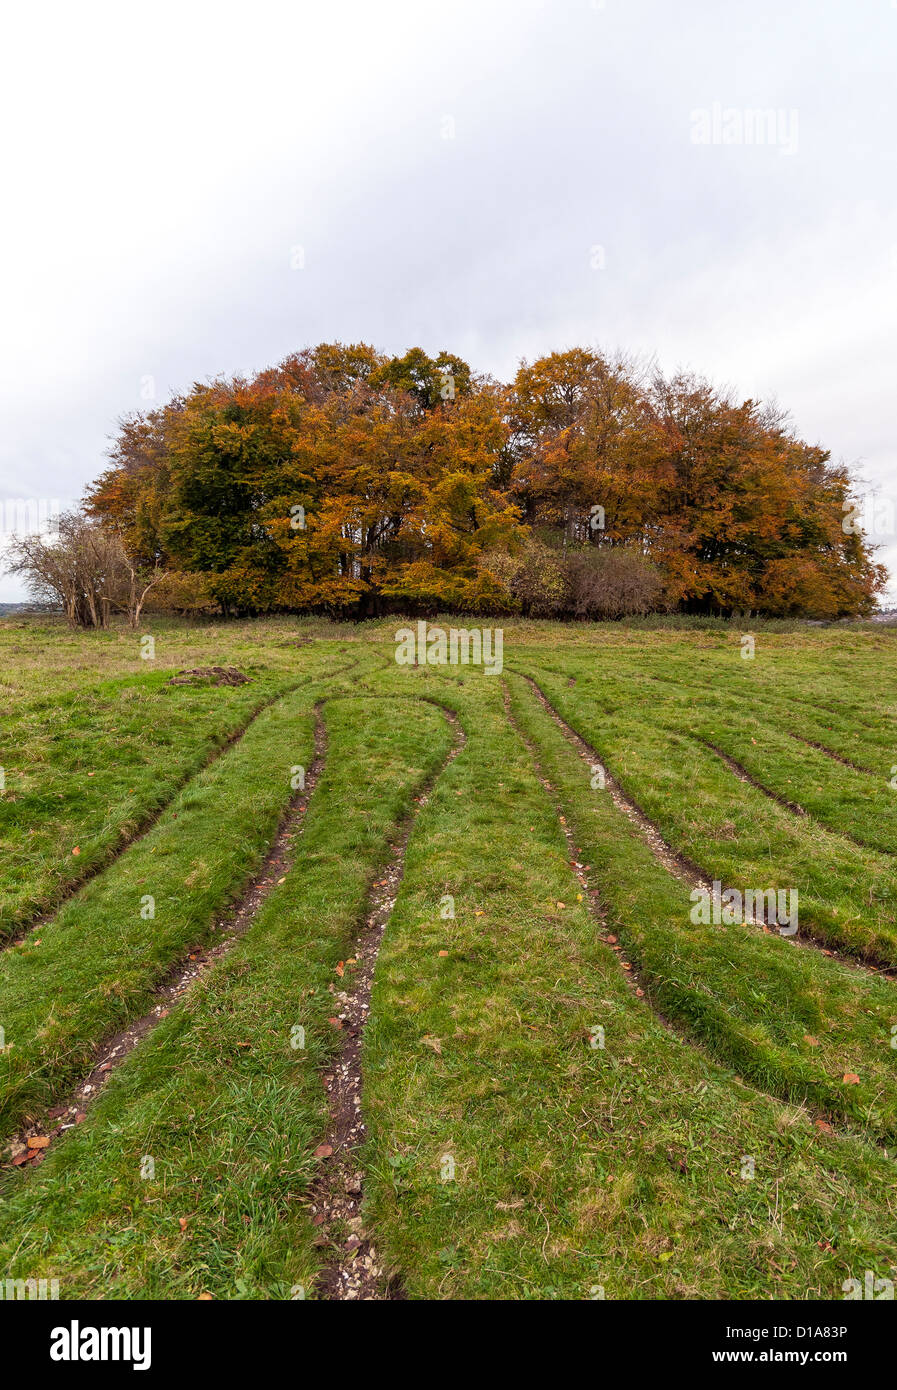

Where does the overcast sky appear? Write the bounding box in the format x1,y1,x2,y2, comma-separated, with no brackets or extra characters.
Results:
2,0,894,602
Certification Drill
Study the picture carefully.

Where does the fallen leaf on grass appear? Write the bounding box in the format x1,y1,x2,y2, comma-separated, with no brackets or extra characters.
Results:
178,1217,189,1231
27,1135,50,1149
438,950,449,957
71,847,81,856
314,1144,333,1159
815,1120,833,1134
842,1073,860,1085
335,962,345,978
804,1035,820,1046
421,1035,443,1054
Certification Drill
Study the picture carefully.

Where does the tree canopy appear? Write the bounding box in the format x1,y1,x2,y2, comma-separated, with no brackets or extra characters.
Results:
82,342,885,619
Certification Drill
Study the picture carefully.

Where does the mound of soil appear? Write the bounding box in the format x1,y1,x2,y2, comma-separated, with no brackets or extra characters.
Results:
168,666,252,687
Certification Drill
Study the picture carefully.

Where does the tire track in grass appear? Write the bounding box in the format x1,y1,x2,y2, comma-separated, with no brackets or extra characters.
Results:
0,664,363,1137
501,683,857,1149
506,677,897,1147
7,706,329,1170
520,673,897,986
519,680,709,889
3,689,292,947
0,693,457,1299
555,659,897,857
556,662,892,809
694,735,897,859
501,685,672,1021
362,675,897,1297
504,683,839,1109
787,732,878,776
3,651,357,949
641,668,892,764
645,667,887,735
309,704,464,1301
698,737,808,818
608,662,897,859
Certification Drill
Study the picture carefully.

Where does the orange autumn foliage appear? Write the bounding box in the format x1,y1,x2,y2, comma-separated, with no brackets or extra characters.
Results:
84,343,885,619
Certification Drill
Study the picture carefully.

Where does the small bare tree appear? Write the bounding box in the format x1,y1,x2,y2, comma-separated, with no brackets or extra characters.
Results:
4,511,166,629
117,548,168,628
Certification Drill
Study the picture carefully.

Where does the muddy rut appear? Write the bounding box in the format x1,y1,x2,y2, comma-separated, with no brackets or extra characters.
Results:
516,673,897,984
7,703,329,1168
309,704,465,1301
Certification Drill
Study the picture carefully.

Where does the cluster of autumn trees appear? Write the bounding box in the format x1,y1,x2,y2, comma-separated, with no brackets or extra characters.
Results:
62,342,886,620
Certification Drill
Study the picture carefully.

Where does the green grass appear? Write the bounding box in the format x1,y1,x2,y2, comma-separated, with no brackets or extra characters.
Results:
0,635,353,931
0,694,453,1297
512,657,897,966
0,659,369,1131
504,671,897,1145
361,666,897,1299
0,613,895,1301
538,649,897,854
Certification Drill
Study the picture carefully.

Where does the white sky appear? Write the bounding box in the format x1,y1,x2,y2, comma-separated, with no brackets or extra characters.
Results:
1,0,895,602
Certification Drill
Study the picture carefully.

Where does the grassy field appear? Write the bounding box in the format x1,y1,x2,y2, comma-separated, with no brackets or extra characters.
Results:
0,612,895,1301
